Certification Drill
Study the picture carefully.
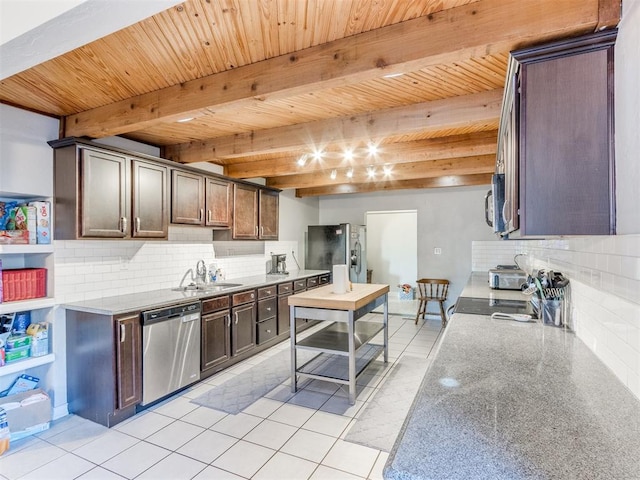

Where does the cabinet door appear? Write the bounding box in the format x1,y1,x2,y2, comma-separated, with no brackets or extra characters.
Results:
258,189,279,239
80,148,129,238
515,32,615,236
231,303,256,355
205,177,232,228
232,184,259,239
115,314,142,410
201,309,231,371
277,293,291,335
171,170,204,224
132,160,168,238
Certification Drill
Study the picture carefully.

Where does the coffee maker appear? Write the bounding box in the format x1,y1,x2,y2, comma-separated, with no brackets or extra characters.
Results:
269,253,288,275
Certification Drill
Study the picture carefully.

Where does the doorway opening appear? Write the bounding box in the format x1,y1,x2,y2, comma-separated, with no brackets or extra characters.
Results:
365,210,418,316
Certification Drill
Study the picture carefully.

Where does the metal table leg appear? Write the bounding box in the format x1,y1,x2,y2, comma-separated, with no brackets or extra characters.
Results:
290,304,297,394
383,293,389,363
348,310,356,404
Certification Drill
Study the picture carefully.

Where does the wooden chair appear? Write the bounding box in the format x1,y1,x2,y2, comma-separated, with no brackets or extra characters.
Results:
415,279,450,327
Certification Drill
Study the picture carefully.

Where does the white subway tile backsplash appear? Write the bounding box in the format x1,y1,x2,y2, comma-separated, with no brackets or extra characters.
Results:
472,235,640,401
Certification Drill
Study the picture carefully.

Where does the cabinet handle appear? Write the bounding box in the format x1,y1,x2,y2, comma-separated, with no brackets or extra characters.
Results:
207,210,212,223
120,324,126,343
135,217,141,232
255,225,259,236
234,312,239,325
199,209,204,222
261,226,264,236
226,315,231,327
266,307,272,312
251,293,255,299
266,329,271,334
120,217,127,233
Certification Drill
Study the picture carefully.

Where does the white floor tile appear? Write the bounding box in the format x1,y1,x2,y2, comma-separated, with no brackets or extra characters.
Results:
204,371,236,386
35,414,88,440
253,451,317,480
101,441,170,479
369,452,389,480
287,389,332,409
73,429,139,464
303,379,340,396
209,412,263,438
263,384,296,402
76,466,127,479
268,403,315,427
243,418,297,449
176,429,237,464
136,452,207,480
114,411,174,439
319,396,364,417
145,419,205,450
150,396,199,419
302,411,352,437
280,428,336,463
309,464,365,479
211,440,275,478
45,418,109,452
192,466,246,479
0,437,66,479
18,452,94,480
179,406,228,429
241,397,283,418
180,383,216,400
322,439,379,478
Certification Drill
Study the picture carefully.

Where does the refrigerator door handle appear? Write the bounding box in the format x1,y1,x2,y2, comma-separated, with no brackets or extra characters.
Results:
354,240,362,275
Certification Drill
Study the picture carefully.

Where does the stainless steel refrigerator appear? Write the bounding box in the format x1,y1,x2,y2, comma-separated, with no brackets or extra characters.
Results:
305,223,367,283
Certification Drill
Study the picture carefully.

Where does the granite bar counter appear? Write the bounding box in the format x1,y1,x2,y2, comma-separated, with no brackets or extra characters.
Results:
384,273,640,479
60,270,329,315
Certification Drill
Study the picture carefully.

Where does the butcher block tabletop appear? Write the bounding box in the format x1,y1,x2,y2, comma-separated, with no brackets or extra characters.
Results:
288,283,389,311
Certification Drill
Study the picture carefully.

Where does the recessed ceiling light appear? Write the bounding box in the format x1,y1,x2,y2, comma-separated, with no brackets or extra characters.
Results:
177,117,194,123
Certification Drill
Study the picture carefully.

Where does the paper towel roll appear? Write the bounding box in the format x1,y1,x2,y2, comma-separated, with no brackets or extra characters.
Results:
333,264,349,294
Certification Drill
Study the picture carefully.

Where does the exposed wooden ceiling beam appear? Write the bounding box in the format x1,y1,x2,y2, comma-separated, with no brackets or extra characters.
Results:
224,131,498,178
266,155,495,190
64,0,610,139
165,89,502,162
295,173,494,197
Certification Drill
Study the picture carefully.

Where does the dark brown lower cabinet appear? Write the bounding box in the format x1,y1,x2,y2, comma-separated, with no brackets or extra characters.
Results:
201,298,231,373
116,314,143,410
66,310,142,427
232,290,257,355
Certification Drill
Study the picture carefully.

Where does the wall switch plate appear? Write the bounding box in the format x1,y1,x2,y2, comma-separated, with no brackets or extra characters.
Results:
434,247,442,255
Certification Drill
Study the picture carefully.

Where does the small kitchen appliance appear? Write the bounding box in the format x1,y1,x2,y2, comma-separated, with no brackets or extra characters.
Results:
488,265,528,290
269,253,288,275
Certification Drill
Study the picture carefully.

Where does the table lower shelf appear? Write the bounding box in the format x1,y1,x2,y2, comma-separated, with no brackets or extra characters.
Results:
295,343,384,384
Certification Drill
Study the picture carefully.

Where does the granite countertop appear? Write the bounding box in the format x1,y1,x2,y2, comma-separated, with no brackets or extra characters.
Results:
384,273,640,479
61,270,329,315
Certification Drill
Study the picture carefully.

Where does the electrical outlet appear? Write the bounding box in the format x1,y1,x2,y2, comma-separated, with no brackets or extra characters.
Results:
434,247,442,255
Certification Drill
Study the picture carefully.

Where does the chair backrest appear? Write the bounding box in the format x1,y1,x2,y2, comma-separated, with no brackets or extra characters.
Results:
416,278,449,301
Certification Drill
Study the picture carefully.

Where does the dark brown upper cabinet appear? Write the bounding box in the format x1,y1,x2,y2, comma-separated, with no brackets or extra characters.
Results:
171,170,233,228
512,30,616,236
52,141,168,239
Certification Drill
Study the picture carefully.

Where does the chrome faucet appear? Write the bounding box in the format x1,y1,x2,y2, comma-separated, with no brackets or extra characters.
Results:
196,260,207,285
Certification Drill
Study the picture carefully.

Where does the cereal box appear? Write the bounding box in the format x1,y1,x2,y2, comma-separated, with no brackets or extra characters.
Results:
28,202,51,244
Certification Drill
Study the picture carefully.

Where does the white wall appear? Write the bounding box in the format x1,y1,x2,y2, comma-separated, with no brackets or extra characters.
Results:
319,186,496,306
616,0,640,233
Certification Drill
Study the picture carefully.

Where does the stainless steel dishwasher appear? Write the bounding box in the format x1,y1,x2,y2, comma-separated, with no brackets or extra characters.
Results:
141,302,201,405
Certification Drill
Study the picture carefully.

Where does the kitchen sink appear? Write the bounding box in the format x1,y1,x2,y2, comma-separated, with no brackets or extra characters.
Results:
172,283,242,292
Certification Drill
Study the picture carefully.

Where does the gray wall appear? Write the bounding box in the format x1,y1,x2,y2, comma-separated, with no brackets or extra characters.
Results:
318,185,496,304
278,189,320,267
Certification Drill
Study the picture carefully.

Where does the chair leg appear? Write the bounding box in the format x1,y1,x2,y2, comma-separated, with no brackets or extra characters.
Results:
439,301,447,327
415,299,425,324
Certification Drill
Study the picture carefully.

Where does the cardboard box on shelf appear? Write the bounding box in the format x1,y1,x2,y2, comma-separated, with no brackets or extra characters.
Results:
0,230,29,245
28,202,50,244
0,389,51,441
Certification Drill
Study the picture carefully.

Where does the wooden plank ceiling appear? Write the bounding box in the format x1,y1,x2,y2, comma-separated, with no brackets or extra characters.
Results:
0,0,619,197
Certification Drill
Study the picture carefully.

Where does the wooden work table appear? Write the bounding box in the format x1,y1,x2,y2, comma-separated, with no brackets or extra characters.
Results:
289,283,390,404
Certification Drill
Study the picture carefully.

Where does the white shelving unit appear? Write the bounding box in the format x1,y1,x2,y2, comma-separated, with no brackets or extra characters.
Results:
0,354,55,377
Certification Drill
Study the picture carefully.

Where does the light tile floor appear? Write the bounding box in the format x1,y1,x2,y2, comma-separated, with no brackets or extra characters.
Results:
0,313,442,480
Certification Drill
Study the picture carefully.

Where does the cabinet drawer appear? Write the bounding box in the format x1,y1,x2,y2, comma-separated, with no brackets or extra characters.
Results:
202,295,230,314
319,274,330,285
232,290,256,306
294,280,307,292
257,317,277,344
306,276,319,288
258,297,277,321
258,285,276,299
277,282,293,294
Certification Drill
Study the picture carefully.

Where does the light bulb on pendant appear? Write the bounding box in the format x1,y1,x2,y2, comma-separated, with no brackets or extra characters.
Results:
367,166,376,178
343,149,354,162
383,165,392,176
367,143,379,156
297,154,307,166
346,168,354,178
330,169,337,180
